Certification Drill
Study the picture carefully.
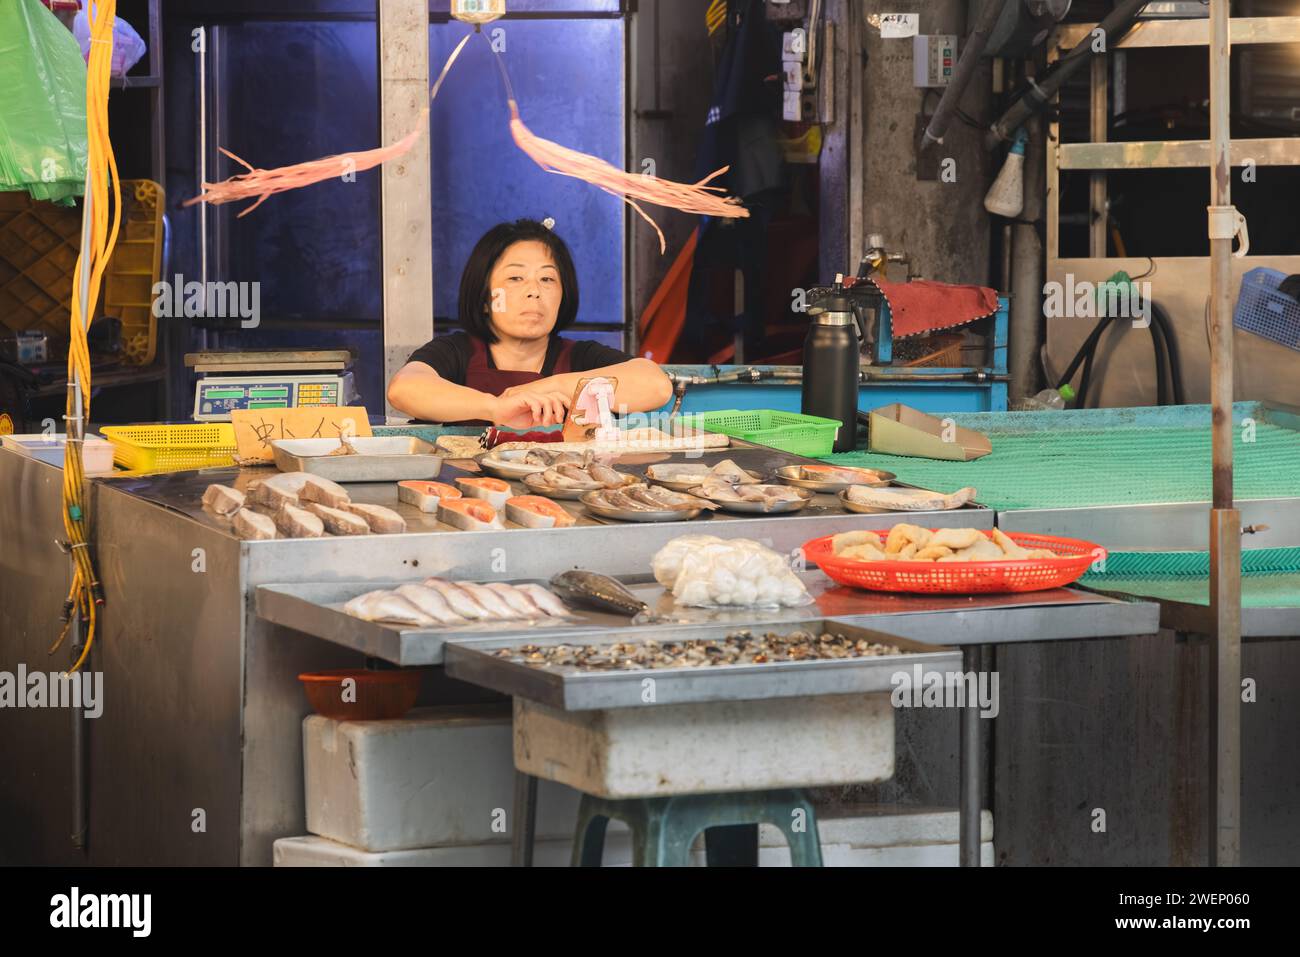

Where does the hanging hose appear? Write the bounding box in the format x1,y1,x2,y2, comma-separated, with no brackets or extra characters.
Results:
1057,300,1184,409
53,0,121,674
986,0,1150,147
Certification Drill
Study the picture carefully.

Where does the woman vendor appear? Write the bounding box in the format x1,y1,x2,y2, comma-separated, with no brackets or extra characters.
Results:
387,219,673,428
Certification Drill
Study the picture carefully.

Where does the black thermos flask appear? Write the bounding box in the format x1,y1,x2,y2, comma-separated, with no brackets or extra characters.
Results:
801,277,864,453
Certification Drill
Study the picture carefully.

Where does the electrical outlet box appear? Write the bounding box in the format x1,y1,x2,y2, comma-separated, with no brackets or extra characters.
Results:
913,34,957,88
782,28,807,60
783,90,803,121
783,60,803,91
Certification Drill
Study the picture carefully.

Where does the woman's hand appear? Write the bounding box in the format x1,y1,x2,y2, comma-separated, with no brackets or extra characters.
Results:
488,391,571,429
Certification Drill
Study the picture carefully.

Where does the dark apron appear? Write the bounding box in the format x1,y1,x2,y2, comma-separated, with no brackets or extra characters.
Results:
443,335,575,427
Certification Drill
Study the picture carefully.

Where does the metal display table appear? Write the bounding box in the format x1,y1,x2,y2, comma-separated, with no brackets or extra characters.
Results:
0,441,1167,866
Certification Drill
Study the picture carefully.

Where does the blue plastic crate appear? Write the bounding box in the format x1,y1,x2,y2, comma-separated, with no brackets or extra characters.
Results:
1234,267,1300,351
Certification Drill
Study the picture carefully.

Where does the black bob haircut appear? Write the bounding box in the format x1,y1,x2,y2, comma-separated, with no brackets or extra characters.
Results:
458,219,579,343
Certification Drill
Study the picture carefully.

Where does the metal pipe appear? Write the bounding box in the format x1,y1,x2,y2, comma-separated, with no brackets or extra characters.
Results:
987,0,1149,147
1009,115,1045,405
1206,0,1241,868
511,771,538,867
69,164,94,853
922,0,1013,148
959,643,982,866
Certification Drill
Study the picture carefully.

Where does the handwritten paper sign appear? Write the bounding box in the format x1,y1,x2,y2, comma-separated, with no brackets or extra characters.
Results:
878,13,919,38
231,406,372,463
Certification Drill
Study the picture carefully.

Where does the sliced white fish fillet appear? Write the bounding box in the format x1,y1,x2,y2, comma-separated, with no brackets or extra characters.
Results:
485,582,542,617
202,484,245,515
249,471,314,509
344,589,436,626
299,474,351,509
344,502,406,534
394,584,467,624
515,583,574,618
274,503,326,539
455,581,523,619
422,578,491,620
304,502,370,536
232,508,276,541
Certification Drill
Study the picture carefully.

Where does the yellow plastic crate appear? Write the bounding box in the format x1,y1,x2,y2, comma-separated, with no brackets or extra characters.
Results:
103,180,165,365
100,423,236,472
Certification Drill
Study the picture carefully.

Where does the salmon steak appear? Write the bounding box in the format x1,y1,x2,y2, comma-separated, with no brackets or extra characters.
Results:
438,497,505,530
398,480,462,513
505,495,576,529
455,476,512,509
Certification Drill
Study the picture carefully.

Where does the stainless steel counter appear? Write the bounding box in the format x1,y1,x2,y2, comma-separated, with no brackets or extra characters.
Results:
18,440,1290,868
95,442,986,540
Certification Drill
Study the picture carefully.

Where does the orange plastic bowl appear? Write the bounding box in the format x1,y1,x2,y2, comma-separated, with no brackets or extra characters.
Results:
298,669,423,721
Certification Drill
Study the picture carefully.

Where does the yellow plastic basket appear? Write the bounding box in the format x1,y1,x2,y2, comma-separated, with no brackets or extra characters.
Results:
100,423,236,472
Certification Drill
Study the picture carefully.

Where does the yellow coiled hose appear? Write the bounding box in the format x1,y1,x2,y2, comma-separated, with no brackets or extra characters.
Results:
53,0,121,674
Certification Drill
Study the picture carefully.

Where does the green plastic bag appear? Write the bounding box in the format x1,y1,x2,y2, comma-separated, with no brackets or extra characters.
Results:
0,0,88,205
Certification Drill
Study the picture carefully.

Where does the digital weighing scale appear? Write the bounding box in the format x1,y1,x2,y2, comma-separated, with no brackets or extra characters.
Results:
185,350,359,422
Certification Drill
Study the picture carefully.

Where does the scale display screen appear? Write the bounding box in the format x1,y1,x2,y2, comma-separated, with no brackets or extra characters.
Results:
193,375,347,420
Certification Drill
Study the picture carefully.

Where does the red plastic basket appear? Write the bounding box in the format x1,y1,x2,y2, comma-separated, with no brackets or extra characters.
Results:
803,530,1105,594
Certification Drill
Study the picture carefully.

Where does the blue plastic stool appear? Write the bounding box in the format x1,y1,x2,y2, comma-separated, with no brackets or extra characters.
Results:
570,788,823,867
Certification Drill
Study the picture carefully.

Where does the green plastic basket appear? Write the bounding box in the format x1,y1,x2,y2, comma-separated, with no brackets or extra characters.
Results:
681,409,843,457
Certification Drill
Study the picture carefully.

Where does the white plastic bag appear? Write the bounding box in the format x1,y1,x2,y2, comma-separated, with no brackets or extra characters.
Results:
652,535,725,588
73,11,147,77
652,536,812,610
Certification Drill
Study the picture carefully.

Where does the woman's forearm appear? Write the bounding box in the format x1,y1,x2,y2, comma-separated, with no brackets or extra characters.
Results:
387,364,495,422
533,359,673,414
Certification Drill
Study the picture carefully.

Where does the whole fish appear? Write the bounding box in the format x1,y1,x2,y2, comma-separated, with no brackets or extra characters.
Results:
549,570,649,618
600,488,653,511
587,463,629,488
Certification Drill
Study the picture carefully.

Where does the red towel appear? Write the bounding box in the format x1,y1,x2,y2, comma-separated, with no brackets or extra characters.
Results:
870,277,1000,339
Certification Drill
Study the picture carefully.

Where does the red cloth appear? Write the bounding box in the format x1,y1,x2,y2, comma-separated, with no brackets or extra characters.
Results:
870,277,1000,339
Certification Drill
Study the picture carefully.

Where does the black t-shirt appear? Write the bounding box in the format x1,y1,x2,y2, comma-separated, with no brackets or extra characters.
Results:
406,331,631,385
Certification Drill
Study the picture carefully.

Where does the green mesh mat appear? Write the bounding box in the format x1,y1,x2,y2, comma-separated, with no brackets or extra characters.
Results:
1080,547,1300,607
826,406,1300,510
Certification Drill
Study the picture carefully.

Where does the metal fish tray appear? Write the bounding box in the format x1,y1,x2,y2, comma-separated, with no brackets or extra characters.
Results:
523,470,639,500
442,619,960,710
581,488,706,522
255,574,857,666
271,437,443,482
645,465,766,493
774,464,896,493
838,487,972,514
690,484,815,514
477,449,553,479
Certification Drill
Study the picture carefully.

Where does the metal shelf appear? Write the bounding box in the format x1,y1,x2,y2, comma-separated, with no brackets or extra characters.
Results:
1059,136,1300,170
1055,16,1300,50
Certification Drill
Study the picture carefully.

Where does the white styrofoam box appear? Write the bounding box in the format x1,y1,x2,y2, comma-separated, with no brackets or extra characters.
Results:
303,705,581,853
274,808,994,867
760,806,996,866
1,434,116,474
513,693,895,799
274,823,637,867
